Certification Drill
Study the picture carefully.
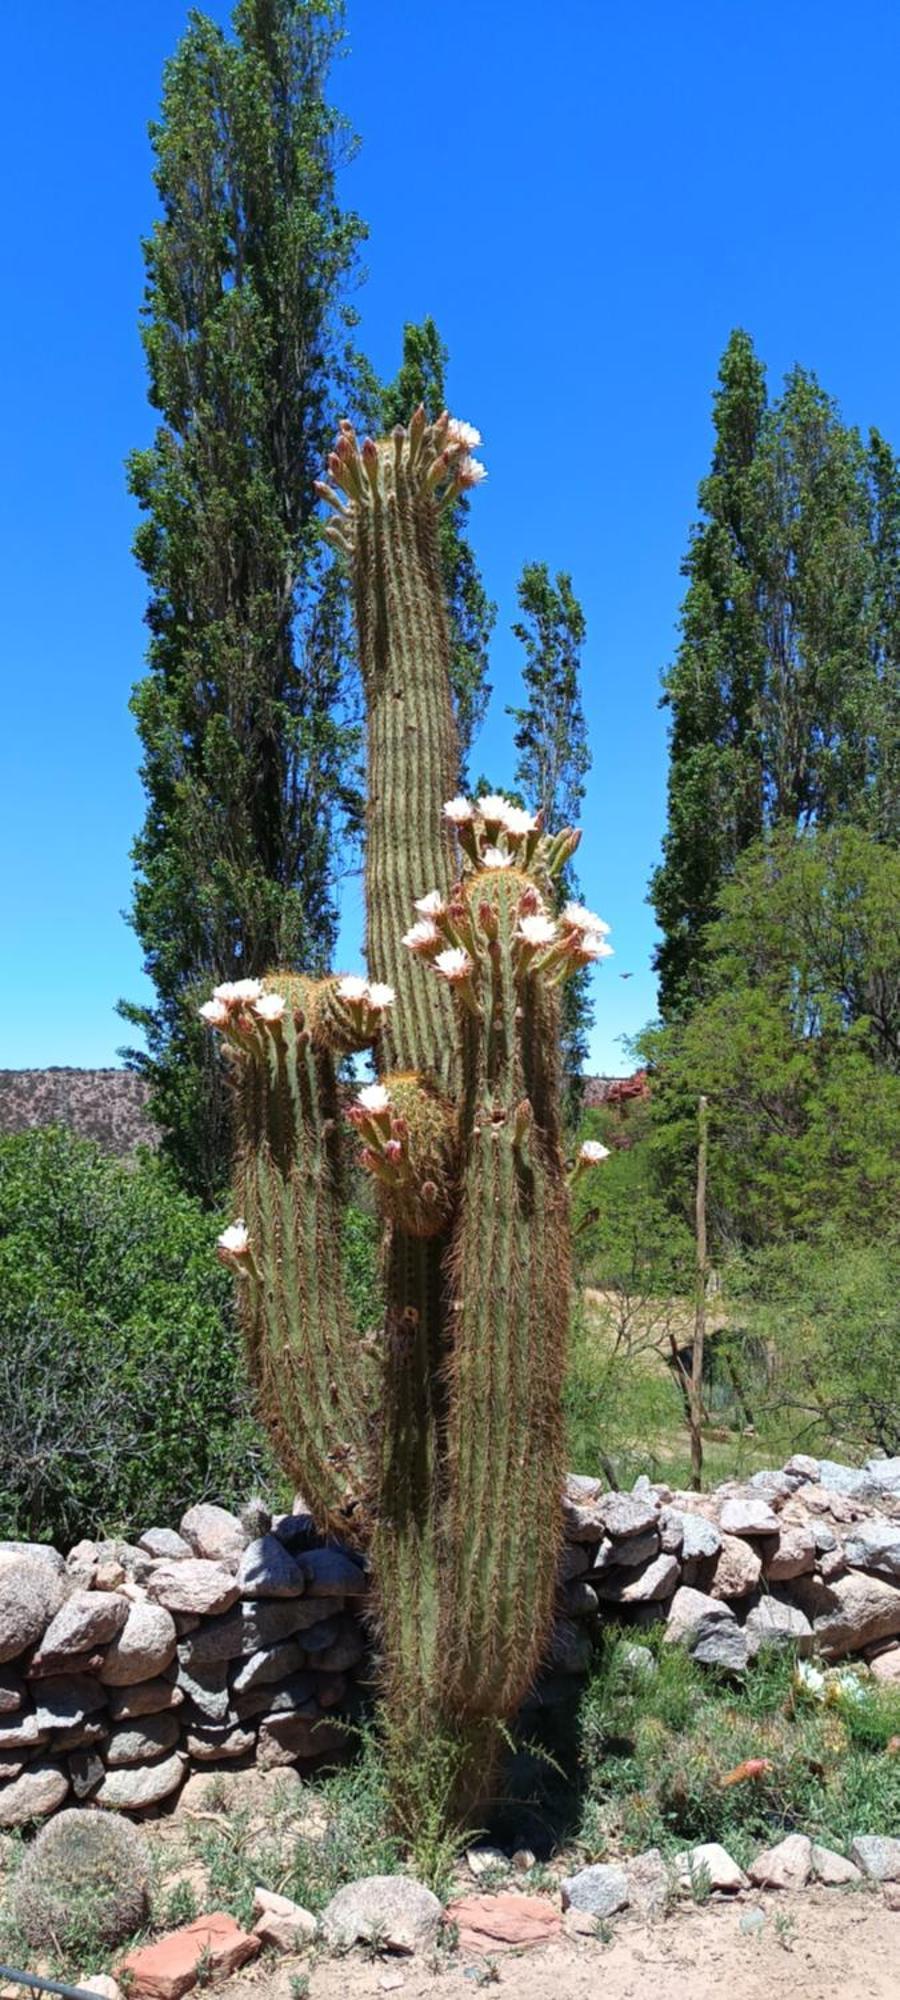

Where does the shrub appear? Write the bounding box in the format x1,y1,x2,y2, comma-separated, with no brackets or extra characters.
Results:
0,1128,277,1541
10,1808,150,1951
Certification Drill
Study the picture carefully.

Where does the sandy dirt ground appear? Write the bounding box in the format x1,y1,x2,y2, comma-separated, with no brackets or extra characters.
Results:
220,1888,898,2000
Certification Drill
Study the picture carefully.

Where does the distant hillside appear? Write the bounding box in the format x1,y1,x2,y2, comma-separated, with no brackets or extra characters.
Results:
0,1068,157,1157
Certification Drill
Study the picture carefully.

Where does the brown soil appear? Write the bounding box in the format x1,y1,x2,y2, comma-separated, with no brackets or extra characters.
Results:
220,1888,897,2000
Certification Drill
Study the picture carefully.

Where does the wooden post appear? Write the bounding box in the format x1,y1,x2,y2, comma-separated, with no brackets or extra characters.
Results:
689,1094,709,1491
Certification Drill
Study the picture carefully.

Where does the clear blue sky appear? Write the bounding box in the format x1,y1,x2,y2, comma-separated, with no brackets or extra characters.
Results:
4,1,900,1075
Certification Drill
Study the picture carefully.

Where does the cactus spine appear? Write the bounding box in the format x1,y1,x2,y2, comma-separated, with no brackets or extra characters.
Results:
205,411,611,1823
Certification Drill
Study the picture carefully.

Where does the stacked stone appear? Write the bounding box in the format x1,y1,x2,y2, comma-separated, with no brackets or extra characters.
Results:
3,1455,900,1826
0,1502,368,1828
556,1453,900,1676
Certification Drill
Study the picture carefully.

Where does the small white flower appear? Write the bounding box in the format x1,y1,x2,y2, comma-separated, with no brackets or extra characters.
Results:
357,1083,391,1115
253,993,286,1023
337,974,370,1003
414,890,445,916
443,795,474,825
794,1661,826,1698
579,1140,610,1165
434,946,473,984
576,932,614,962
457,455,487,488
217,1219,250,1257
447,419,482,448
561,902,611,937
366,982,396,1011
517,914,558,947
199,998,229,1028
228,978,264,1004
501,805,539,838
481,845,514,870
402,920,440,953
477,793,515,823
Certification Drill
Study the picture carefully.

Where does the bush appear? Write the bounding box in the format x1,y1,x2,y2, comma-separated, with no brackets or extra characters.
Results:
0,1129,278,1542
10,1808,150,1951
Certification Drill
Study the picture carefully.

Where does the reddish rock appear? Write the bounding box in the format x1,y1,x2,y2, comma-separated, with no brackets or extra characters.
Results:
118,1914,258,1999
444,1892,561,1953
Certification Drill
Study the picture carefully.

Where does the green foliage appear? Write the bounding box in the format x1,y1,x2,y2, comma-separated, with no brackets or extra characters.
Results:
0,1130,276,1542
576,1629,900,1866
644,826,900,1252
122,0,368,1201
510,562,593,1115
380,318,496,772
652,327,900,1016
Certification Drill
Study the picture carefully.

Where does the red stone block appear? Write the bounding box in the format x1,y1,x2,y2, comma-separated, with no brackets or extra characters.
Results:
118,1913,259,2000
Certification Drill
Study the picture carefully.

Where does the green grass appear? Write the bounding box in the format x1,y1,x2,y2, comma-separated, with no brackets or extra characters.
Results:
571,1628,900,1868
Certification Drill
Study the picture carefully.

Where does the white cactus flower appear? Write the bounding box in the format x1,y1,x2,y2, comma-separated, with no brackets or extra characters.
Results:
414,890,445,916
447,419,482,448
457,455,487,488
481,845,515,870
337,974,370,1003
434,946,473,984
477,793,515,823
517,914,558,947
402,920,440,953
366,982,396,1011
501,805,539,838
217,1219,251,1257
443,795,475,824
227,978,265,1004
561,902,612,937
579,1140,610,1165
199,998,230,1028
357,1083,391,1115
576,932,614,962
253,992,286,1023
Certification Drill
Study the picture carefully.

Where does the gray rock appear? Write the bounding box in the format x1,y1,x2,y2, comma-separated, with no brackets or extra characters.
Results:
0,1671,24,1715
665,1586,743,1666
693,1622,750,1670
0,1710,47,1751
625,1847,669,1919
864,1457,900,1492
748,1833,812,1889
181,1596,338,1666
180,1503,248,1565
0,1756,23,1779
558,1544,591,1582
271,1512,322,1555
138,1528,193,1560
561,1501,608,1544
599,1493,659,1539
566,1474,605,1502
295,1613,343,1657
594,1552,681,1604
710,1533,762,1599
811,1521,839,1555
563,1580,600,1615
843,1520,900,1579
186,1725,256,1761
1,1542,67,1576
619,1642,657,1679
718,1495,780,1538
675,1842,749,1893
53,1719,109,1753
94,1751,185,1810
607,1531,660,1569
744,1593,813,1653
176,1658,232,1723
230,1641,307,1693
232,1670,316,1721
560,1862,629,1918
299,1546,368,1597
850,1835,900,1881
237,1535,306,1598
811,1843,862,1885
672,1512,722,1562
34,1675,109,1733
817,1460,869,1497
257,1711,347,1764
308,1615,365,1671
785,1454,821,1483
792,1571,900,1656
107,1678,183,1721
763,1521,817,1581
0,1760,69,1824
749,1469,796,1498
68,1749,106,1800
145,1558,240,1616
104,1711,182,1766
99,1600,178,1685
659,1509,685,1554
320,1875,442,1953
0,1554,68,1664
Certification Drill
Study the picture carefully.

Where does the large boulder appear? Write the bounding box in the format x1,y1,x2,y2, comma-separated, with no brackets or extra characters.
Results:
792,1571,900,1656
179,1504,248,1566
100,1601,178,1686
145,1560,240,1617
31,1589,129,1667
0,1553,68,1664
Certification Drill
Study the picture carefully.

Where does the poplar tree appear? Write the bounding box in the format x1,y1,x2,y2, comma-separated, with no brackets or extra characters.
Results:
121,0,366,1200
652,328,900,1018
509,562,593,1113
380,317,495,771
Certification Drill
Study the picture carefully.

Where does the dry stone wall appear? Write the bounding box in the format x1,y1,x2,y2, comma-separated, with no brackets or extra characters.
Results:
2,1454,900,1827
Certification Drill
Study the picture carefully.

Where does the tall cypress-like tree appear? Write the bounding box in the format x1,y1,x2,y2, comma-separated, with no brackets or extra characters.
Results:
121,0,366,1200
509,562,593,1114
380,319,495,772
652,329,900,1018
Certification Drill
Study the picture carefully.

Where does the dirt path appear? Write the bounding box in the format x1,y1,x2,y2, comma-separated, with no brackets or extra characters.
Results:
223,1889,897,2000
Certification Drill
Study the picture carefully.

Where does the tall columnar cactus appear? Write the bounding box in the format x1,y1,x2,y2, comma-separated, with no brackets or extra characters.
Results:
203,411,612,1820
